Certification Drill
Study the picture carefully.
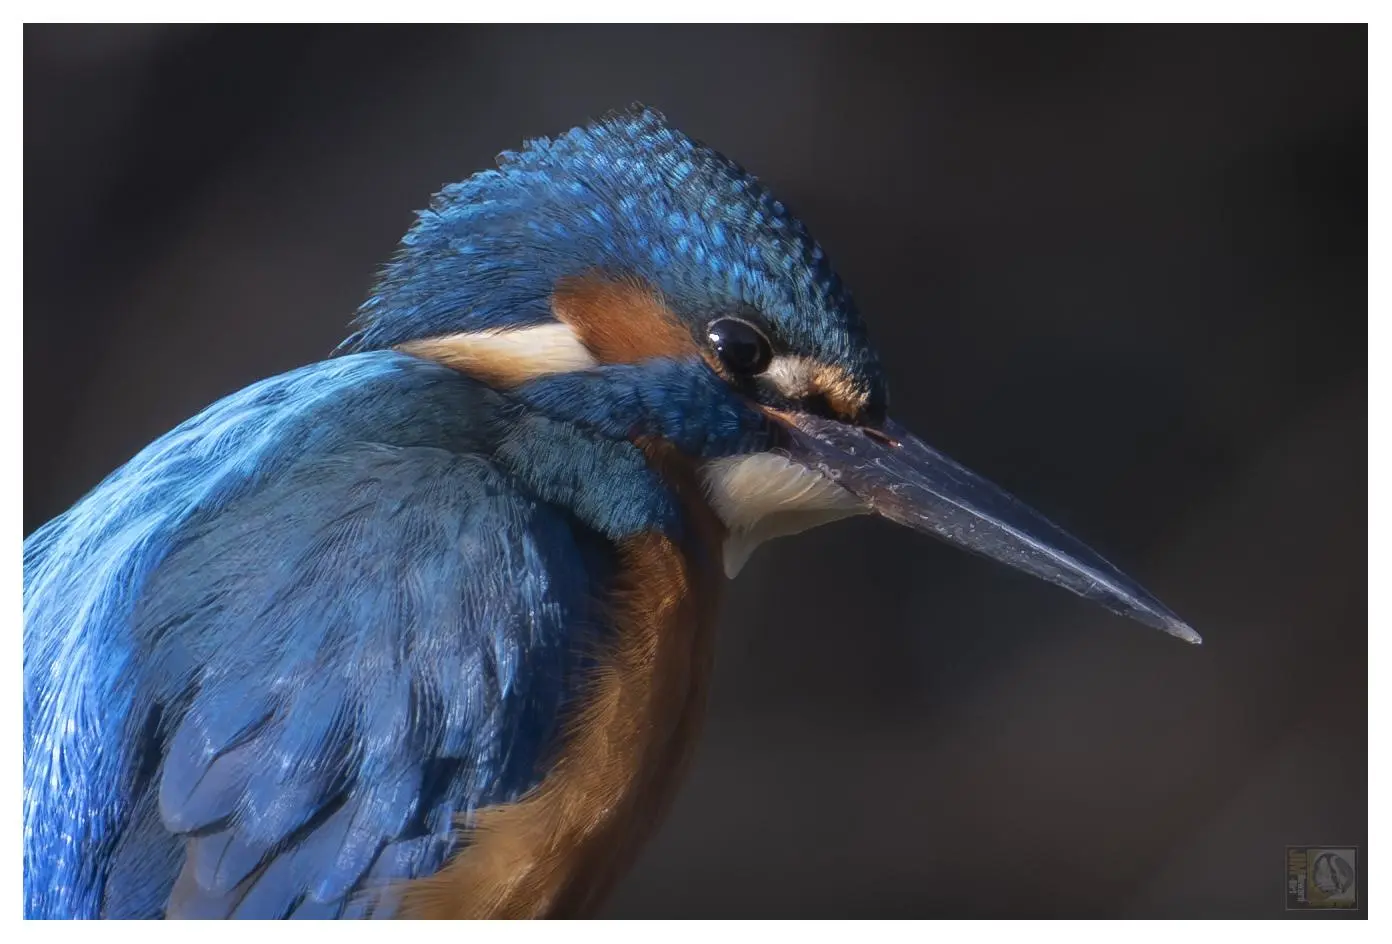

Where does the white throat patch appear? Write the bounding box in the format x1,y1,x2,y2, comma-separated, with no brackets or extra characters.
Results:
402,325,867,577
702,453,867,578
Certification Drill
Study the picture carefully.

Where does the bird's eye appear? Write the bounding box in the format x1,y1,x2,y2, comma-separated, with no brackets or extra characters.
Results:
707,318,772,375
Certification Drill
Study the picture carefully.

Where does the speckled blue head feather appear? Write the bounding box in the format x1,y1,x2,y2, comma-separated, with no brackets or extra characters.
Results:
342,106,887,416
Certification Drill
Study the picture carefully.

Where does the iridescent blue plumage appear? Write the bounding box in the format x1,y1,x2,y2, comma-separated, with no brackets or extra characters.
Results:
24,342,778,918
24,104,1195,921
24,109,874,918
28,108,865,919
344,106,886,418
24,354,621,917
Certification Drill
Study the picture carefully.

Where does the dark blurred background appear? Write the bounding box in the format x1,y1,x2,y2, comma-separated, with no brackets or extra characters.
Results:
24,25,1366,918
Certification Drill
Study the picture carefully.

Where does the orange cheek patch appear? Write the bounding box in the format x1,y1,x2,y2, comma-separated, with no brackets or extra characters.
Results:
552,274,700,364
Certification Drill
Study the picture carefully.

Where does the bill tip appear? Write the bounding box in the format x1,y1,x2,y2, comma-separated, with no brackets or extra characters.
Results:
1165,619,1203,645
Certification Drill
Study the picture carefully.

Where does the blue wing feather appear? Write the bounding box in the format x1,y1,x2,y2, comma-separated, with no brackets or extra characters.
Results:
24,351,623,918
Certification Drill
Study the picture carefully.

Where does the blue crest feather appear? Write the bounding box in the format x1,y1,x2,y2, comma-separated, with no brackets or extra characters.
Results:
343,106,884,416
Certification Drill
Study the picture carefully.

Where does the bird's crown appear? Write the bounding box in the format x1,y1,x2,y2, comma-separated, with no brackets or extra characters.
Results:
343,106,886,419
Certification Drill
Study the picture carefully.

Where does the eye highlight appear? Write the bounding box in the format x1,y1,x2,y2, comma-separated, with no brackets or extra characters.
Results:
707,318,773,375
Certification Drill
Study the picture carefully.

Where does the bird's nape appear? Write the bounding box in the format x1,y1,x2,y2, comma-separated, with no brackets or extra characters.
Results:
775,412,1201,644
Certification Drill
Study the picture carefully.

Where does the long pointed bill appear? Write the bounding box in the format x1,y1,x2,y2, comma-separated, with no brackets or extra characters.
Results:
781,414,1200,644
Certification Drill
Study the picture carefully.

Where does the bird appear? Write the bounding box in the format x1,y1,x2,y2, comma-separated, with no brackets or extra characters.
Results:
23,106,1199,920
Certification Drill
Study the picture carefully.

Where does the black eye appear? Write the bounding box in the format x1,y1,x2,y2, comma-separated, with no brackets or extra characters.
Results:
707,318,772,375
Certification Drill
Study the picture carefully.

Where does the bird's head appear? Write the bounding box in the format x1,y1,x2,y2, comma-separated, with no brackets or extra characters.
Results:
343,107,1197,644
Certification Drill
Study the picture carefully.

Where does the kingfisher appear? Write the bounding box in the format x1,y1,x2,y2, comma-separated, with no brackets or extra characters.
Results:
24,107,1198,920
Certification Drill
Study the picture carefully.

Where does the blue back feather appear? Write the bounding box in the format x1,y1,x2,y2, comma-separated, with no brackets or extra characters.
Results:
25,106,882,919
25,350,771,918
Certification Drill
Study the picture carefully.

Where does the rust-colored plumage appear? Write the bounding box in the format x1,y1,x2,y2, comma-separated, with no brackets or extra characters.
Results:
552,275,702,364
397,434,725,918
